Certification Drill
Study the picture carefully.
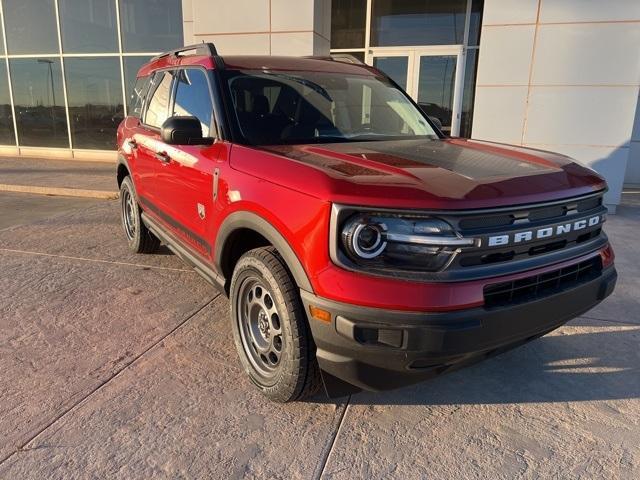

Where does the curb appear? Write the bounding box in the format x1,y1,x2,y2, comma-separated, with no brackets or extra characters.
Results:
0,183,118,200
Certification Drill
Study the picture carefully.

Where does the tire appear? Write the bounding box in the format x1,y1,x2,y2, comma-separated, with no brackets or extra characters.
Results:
119,176,160,254
230,247,322,402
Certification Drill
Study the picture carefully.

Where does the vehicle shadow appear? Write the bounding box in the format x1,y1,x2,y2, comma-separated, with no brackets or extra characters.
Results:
320,319,640,406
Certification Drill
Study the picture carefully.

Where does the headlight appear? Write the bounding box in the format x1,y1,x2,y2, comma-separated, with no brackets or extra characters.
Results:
337,210,476,274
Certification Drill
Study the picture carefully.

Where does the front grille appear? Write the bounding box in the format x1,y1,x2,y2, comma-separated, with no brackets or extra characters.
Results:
457,194,603,231
483,256,602,308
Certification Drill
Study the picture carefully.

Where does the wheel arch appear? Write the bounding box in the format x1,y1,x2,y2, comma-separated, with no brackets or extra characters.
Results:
215,211,314,294
116,155,131,188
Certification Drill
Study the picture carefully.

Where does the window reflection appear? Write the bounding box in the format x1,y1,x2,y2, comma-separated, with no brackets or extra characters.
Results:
173,69,213,136
331,0,367,49
371,0,467,46
417,55,457,135
144,71,174,128
4,0,59,55
59,0,118,53
372,57,409,90
123,56,152,111
10,58,68,148
119,0,183,53
65,58,124,150
0,63,15,145
460,49,479,138
468,0,484,47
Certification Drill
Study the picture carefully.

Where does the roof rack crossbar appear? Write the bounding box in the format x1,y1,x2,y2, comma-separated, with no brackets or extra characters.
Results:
151,42,218,61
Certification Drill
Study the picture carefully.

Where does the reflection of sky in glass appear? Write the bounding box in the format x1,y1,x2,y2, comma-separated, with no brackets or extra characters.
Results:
4,0,59,54
418,56,456,109
10,58,65,108
65,58,123,107
59,0,118,53
371,0,467,47
373,57,408,90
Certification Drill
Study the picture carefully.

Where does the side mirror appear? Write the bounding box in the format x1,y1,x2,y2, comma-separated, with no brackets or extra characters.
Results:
161,116,213,145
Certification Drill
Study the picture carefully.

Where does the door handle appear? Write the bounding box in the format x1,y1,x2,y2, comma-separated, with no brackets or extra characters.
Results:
155,151,171,164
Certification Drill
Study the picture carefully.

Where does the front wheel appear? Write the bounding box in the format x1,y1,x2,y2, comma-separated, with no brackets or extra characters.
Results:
230,247,321,402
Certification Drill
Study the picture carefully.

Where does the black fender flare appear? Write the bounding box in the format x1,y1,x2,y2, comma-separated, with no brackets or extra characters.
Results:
215,211,314,293
116,154,132,188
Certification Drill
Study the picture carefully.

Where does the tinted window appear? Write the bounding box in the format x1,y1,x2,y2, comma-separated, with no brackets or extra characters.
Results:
65,57,124,149
119,0,183,52
4,0,59,55
128,76,151,119
468,0,484,47
224,70,436,145
123,57,152,108
10,58,69,147
0,63,15,145
144,71,174,128
460,49,479,138
59,0,118,53
331,0,366,49
371,0,467,46
173,69,213,137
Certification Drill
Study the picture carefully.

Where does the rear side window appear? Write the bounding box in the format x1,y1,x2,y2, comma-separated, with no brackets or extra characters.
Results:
144,70,174,128
172,68,213,137
128,75,151,118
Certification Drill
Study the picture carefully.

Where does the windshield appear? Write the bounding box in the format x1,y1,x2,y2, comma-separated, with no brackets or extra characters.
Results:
222,69,438,145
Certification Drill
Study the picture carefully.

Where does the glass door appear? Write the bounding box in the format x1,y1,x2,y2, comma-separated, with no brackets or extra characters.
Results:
368,47,465,136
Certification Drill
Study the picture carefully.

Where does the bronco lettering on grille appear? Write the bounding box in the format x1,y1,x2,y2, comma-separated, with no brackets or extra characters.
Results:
486,215,602,247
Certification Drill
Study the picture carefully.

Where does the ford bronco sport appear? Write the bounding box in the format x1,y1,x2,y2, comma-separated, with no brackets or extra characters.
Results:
116,43,617,402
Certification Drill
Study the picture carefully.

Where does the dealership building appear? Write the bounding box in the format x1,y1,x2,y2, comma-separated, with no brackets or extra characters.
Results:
0,0,638,210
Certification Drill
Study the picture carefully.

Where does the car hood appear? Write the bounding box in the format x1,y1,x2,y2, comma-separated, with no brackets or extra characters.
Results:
257,138,606,209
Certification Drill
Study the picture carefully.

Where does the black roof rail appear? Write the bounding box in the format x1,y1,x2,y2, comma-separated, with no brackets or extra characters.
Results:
303,54,367,66
329,53,367,65
151,42,219,62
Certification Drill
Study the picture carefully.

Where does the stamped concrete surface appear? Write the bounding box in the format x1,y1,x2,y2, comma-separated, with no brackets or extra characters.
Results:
0,190,639,479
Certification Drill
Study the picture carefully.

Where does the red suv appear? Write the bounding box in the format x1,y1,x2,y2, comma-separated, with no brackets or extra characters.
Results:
117,44,617,402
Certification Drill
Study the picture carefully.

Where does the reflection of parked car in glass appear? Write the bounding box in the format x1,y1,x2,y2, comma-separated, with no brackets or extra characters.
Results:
117,44,617,403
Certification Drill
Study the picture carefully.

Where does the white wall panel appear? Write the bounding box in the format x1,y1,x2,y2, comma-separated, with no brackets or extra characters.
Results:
476,25,535,85
532,23,640,85
540,0,640,23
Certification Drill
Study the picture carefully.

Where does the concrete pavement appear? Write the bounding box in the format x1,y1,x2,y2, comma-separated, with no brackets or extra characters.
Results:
0,191,638,479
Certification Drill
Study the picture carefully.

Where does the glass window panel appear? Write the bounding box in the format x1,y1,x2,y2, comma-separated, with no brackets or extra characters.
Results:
128,75,151,119
371,0,467,47
119,0,183,53
460,49,479,138
59,0,118,53
372,56,409,90
331,0,366,49
173,69,213,137
0,63,15,145
4,0,59,55
10,58,68,148
123,56,152,110
468,0,484,47
65,58,124,150
144,71,174,128
416,55,457,135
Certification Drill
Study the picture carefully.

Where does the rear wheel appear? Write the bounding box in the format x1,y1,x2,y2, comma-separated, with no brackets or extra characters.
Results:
230,247,321,402
119,176,160,254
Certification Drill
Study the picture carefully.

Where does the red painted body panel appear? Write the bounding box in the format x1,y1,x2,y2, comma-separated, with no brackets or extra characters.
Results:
118,54,613,314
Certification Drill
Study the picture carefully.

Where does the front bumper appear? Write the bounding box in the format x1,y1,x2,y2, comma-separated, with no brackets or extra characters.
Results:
302,265,617,394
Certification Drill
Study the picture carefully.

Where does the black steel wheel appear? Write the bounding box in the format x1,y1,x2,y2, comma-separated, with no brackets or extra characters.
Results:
119,176,160,254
